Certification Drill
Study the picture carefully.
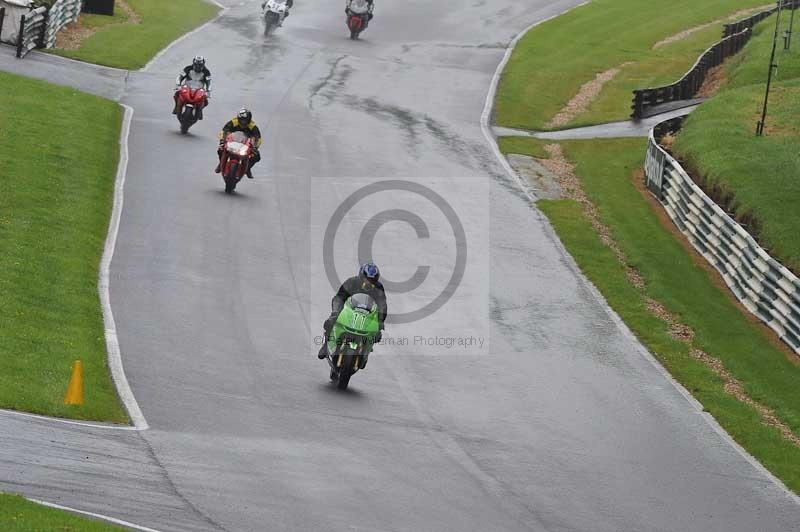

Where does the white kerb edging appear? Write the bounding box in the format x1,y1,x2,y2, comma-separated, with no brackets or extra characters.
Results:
100,104,149,430
29,498,163,532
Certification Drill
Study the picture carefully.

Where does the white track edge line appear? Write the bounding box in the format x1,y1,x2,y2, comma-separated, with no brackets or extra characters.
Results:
0,408,137,431
479,0,800,506
100,104,149,431
142,0,230,72
28,498,163,532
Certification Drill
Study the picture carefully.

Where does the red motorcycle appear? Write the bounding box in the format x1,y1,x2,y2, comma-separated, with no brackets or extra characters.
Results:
346,7,370,39
175,80,208,134
218,131,254,194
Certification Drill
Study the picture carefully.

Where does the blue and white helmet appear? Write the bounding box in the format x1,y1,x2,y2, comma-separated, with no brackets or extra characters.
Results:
359,262,380,284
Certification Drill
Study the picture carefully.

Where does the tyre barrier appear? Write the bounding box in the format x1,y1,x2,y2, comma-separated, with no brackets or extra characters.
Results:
644,118,800,355
10,0,83,58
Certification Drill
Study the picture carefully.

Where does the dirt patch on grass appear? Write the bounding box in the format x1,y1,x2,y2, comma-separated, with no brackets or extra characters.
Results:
540,143,644,289
55,0,140,50
689,347,800,445
652,5,774,49
538,150,800,446
649,274,800,445
546,62,634,129
697,63,728,98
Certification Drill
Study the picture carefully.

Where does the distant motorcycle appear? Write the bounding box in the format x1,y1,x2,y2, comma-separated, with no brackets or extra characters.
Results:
263,0,289,35
322,294,380,390
218,131,254,194
175,80,208,134
346,0,371,40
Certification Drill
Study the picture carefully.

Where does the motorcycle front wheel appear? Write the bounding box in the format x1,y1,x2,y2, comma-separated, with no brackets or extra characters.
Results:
264,14,278,35
335,354,356,390
223,162,239,194
179,109,193,134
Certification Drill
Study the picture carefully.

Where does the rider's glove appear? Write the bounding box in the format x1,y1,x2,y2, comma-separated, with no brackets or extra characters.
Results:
324,314,337,328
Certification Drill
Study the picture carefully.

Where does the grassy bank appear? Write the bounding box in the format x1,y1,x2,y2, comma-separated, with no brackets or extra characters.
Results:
50,0,219,70
0,71,127,422
0,493,123,531
673,20,800,273
502,137,800,492
495,0,768,131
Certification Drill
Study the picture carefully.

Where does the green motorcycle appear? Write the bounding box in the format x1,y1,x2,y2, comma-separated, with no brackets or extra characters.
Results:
324,293,380,390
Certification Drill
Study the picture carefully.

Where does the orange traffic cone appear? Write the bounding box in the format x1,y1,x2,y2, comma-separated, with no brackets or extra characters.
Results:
64,360,83,405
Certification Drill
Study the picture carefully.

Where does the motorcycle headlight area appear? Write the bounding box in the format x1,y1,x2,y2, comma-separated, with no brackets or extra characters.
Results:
226,142,249,156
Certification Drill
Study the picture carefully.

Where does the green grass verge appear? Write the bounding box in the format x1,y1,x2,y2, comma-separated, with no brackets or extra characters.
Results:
495,0,769,131
497,136,552,159
673,21,800,272
50,0,220,70
536,138,800,493
0,71,127,422
0,493,123,531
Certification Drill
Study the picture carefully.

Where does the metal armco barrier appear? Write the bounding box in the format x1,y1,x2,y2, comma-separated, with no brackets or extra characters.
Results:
15,5,45,58
43,0,83,49
631,29,752,119
644,121,800,355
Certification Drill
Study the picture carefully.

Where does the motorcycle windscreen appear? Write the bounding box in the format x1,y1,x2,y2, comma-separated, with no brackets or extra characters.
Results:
185,80,204,90
347,293,377,313
227,131,249,143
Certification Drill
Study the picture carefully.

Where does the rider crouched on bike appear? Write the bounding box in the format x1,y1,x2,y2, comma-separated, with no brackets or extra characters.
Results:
173,56,211,119
346,0,374,23
262,0,293,25
318,262,387,359
216,109,262,179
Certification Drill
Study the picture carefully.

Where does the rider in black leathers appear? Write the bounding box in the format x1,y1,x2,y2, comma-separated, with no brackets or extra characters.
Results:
318,262,387,359
173,56,211,118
